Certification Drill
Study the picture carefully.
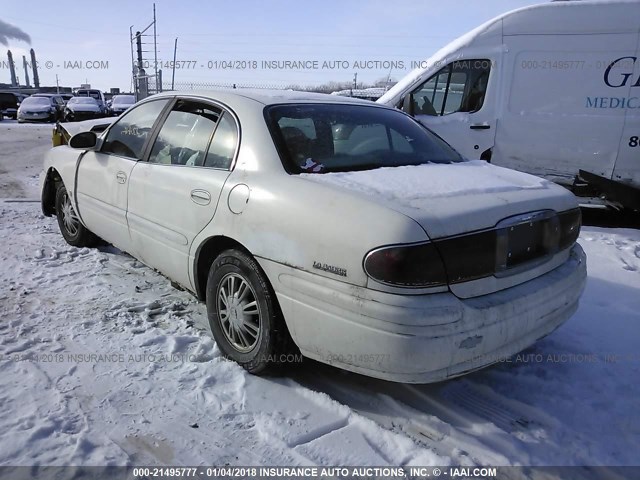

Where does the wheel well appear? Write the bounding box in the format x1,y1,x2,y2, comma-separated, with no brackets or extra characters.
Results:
194,236,251,301
42,168,62,217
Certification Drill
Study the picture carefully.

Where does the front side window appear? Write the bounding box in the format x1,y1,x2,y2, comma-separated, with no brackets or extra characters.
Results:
410,59,491,116
267,104,462,174
102,99,170,159
148,100,221,166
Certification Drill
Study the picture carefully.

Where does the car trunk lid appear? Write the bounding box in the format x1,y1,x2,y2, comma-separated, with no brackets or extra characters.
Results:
303,161,579,297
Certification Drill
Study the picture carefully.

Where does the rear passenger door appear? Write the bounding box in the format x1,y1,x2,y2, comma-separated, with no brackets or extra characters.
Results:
126,98,239,290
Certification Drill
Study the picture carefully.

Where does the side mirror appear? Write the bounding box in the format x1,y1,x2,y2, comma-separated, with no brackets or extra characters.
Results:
69,131,98,150
401,93,414,116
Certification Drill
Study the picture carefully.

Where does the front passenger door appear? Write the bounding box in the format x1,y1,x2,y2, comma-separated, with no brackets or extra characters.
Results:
75,98,171,253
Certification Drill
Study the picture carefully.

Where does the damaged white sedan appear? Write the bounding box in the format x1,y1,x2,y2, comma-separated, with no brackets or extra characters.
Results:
40,90,586,383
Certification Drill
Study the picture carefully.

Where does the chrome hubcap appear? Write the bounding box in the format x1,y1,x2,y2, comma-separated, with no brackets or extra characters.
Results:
217,273,260,352
61,193,80,236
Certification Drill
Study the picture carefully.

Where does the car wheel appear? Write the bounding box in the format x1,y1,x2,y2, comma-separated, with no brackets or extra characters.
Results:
206,249,294,374
55,184,97,247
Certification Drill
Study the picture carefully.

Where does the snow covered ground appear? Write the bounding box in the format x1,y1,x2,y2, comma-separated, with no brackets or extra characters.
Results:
0,121,639,468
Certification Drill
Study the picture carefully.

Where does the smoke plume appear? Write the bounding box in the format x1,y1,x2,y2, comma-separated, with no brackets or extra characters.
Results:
0,19,31,46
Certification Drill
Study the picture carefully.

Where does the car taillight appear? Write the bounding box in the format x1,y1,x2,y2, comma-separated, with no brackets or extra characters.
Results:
364,242,448,287
558,208,581,250
364,208,581,289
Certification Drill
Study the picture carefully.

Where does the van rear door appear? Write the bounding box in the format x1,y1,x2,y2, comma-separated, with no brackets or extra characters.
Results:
612,38,640,189
493,32,637,187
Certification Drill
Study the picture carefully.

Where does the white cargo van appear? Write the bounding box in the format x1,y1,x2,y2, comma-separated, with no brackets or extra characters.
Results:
378,0,640,210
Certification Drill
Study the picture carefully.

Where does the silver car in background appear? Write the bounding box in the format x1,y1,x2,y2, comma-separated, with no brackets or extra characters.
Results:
109,95,136,116
17,96,61,123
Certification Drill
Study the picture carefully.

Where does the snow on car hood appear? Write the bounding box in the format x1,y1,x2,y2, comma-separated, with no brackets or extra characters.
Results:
302,161,578,238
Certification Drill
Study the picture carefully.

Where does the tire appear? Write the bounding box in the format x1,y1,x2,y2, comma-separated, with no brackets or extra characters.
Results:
206,249,294,374
55,184,98,247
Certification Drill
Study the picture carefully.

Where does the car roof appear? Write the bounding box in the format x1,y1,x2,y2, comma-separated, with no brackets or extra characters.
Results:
152,88,386,107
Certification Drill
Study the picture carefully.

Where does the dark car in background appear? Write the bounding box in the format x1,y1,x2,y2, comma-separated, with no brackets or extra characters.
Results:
17,95,62,123
0,91,28,120
59,93,74,105
108,94,136,115
63,97,103,121
75,89,107,114
31,94,66,118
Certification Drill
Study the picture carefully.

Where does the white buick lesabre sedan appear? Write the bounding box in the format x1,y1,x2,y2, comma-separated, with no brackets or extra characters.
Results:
40,90,586,383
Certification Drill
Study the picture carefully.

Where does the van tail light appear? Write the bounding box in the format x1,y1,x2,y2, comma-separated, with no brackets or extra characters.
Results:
363,242,448,287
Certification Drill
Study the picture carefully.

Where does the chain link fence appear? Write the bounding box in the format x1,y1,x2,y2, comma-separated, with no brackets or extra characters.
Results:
161,81,290,91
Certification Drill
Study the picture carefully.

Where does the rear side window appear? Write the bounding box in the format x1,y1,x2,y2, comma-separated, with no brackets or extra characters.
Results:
410,59,491,116
148,100,222,166
102,99,170,159
204,113,238,169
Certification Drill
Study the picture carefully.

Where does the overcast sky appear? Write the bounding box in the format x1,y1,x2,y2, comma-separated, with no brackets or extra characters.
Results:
2,0,544,92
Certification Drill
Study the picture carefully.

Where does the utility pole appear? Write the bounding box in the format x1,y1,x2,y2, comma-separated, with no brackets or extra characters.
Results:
353,72,357,90
136,31,143,75
56,74,60,93
153,3,158,94
130,25,136,95
135,31,148,99
171,38,178,90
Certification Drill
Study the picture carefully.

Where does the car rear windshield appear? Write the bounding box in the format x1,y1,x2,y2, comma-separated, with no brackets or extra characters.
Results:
69,97,97,104
76,90,101,100
113,96,135,104
266,103,463,174
22,97,51,106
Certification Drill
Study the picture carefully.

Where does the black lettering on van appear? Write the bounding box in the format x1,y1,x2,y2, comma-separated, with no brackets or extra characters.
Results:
604,56,637,88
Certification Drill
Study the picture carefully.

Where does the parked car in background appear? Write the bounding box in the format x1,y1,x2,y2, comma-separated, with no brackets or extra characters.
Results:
59,93,74,105
40,90,586,383
0,91,28,120
31,94,66,119
63,97,104,122
17,95,62,123
109,94,136,115
75,89,107,114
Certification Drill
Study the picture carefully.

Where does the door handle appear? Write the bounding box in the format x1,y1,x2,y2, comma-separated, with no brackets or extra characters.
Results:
190,189,211,205
116,171,127,184
470,123,491,130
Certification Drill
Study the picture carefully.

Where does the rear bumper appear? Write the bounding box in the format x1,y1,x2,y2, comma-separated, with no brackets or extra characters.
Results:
17,112,54,122
265,244,587,383
67,111,103,120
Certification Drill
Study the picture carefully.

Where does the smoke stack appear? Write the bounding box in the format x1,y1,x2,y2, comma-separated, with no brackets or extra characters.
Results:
22,55,30,87
30,48,39,88
7,50,17,87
